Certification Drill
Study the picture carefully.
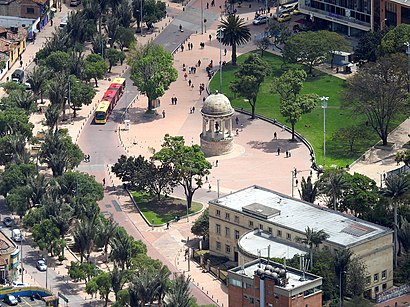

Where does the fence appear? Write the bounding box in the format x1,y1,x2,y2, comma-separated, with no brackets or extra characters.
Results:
375,284,410,304
192,251,228,285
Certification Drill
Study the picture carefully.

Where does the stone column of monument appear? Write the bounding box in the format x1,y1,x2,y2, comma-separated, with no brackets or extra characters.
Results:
200,92,234,157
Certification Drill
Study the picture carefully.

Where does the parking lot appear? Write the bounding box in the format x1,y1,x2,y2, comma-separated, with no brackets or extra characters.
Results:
5,296,46,307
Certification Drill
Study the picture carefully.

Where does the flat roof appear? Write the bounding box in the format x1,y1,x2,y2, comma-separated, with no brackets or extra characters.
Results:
230,259,321,291
388,0,410,6
210,186,391,247
238,230,307,259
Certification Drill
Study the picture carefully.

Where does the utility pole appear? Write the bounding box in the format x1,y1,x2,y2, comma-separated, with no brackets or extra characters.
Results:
320,96,329,167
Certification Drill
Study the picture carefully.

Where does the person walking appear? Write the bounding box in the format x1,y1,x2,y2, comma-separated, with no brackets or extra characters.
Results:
162,110,166,118
224,48,227,56
277,147,280,156
179,24,183,32
273,132,277,139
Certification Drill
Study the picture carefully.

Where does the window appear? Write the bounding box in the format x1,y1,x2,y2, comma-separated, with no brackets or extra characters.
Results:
375,286,379,293
366,276,371,285
225,227,230,238
226,244,231,254
382,283,387,290
230,278,242,287
216,224,221,235
235,230,240,239
259,224,263,230
225,212,230,220
382,270,387,280
26,7,35,14
277,230,282,237
286,233,292,240
249,220,254,228
268,227,272,234
216,241,221,250
216,209,221,217
374,273,379,282
234,215,240,223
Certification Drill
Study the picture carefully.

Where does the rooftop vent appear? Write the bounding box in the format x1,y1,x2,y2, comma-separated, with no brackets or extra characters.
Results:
341,222,375,237
242,203,280,219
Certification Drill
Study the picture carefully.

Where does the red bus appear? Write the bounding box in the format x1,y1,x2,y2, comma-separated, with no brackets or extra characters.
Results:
94,77,126,124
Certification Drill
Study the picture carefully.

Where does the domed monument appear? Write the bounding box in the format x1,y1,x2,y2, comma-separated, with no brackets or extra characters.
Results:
200,91,234,157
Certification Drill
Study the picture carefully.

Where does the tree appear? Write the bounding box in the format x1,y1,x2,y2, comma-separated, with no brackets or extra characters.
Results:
45,51,70,72
0,108,33,139
106,18,119,48
191,209,209,240
129,42,177,111
153,135,212,209
318,169,349,211
334,248,352,306
218,14,251,65
332,124,372,153
84,54,108,87
273,69,319,140
298,176,318,203
283,31,328,74
320,31,349,69
230,54,269,119
69,76,96,117
379,24,410,55
40,131,83,177
116,26,135,51
399,217,410,254
345,257,367,297
296,227,329,269
95,216,118,262
344,296,373,307
341,173,379,218
86,272,112,307
396,149,410,168
105,48,125,72
27,66,50,103
345,53,409,146
0,163,36,197
383,174,410,268
46,72,68,119
310,250,336,302
254,36,270,56
165,274,195,307
354,30,386,62
73,218,97,262
31,219,61,256
5,186,31,218
45,104,61,132
143,0,166,29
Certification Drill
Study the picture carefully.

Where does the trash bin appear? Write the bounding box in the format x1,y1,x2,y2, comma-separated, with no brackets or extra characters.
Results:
124,119,130,130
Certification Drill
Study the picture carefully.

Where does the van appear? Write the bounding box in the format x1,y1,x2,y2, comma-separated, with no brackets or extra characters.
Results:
11,229,22,242
11,69,24,83
59,15,68,28
273,2,298,19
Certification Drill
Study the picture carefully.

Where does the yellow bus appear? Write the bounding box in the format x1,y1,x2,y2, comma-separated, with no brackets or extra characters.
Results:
95,100,112,124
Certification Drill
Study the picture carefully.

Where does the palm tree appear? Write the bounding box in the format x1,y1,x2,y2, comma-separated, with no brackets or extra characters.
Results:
110,266,128,301
319,170,349,211
299,176,318,203
73,218,97,262
165,273,195,307
383,174,410,268
45,104,61,132
27,66,50,103
28,174,49,206
218,14,251,66
8,90,36,114
296,227,329,269
334,249,352,306
110,229,135,270
96,216,118,262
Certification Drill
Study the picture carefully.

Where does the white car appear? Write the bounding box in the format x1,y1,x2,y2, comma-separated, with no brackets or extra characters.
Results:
12,281,30,287
253,16,269,25
36,259,47,271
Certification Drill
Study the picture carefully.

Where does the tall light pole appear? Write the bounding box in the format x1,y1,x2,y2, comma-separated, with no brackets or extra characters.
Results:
321,96,329,167
218,29,224,93
20,233,24,283
201,0,204,34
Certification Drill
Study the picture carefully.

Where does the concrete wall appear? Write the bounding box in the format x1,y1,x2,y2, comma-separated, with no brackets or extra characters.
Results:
0,16,35,28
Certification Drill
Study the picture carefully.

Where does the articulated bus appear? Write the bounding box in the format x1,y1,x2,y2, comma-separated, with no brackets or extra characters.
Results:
94,77,127,124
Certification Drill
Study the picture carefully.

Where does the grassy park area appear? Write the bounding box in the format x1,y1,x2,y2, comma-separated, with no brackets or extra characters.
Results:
210,52,406,167
131,191,203,225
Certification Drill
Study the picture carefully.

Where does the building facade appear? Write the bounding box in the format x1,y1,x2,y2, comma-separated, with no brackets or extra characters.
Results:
208,186,393,298
228,259,322,307
380,0,410,28
0,230,20,283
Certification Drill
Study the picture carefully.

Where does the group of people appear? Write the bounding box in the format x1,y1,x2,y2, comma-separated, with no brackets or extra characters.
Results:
206,0,216,9
84,154,91,162
171,96,178,105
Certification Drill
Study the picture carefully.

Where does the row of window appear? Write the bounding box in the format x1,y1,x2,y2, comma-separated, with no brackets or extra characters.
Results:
215,209,240,223
366,270,387,284
215,224,240,239
216,241,231,254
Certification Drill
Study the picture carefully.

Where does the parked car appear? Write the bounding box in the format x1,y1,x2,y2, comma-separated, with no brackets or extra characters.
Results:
11,229,22,242
11,69,24,83
2,217,13,227
36,259,47,271
70,0,81,6
278,13,291,22
253,15,269,25
12,281,30,287
4,294,17,305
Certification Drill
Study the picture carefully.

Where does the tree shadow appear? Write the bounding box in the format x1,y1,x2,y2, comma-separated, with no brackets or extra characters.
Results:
247,139,301,154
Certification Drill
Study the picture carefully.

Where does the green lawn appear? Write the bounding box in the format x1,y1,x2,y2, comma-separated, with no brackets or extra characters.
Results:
131,191,203,225
210,52,406,167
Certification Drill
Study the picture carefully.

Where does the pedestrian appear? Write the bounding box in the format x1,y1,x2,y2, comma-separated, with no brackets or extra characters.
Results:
188,79,192,87
20,60,23,67
205,175,208,182
190,42,193,50
206,2,209,8
184,72,188,80
203,97,206,102
288,151,291,157
277,147,280,156
285,150,289,158
190,107,192,114
310,170,313,176
273,132,277,139
215,160,219,167
88,154,91,162
102,178,106,186
208,183,211,191
175,97,178,104
166,222,170,229
235,116,239,125
182,63,186,71
179,24,183,32
162,110,166,118
192,106,195,113
171,97,174,105
224,48,227,56
198,59,201,67
211,0,215,6
50,19,53,26
236,128,239,135
181,44,184,52
209,34,212,41
199,86,203,95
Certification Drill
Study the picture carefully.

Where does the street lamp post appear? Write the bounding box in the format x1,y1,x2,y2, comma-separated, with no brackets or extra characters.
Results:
217,179,220,198
20,233,24,283
320,96,329,167
201,0,204,34
339,270,346,307
218,29,224,93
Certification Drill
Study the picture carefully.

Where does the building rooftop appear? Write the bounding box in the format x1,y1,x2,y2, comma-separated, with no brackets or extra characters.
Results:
210,186,391,247
238,229,307,259
229,259,322,291
389,0,410,6
0,230,17,255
